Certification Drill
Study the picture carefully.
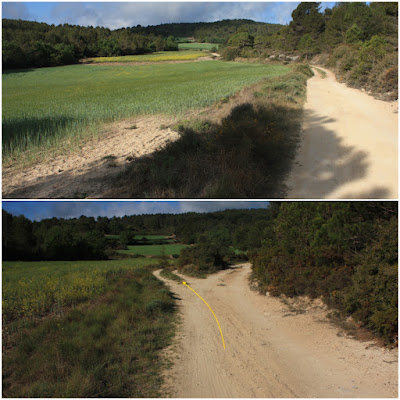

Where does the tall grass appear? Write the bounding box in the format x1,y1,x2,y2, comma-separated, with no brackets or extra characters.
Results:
3,266,176,397
3,61,288,164
2,259,158,324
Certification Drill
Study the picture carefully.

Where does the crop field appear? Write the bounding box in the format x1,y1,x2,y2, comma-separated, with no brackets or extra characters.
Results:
87,50,206,63
2,258,158,324
178,42,219,50
2,61,289,163
118,243,189,256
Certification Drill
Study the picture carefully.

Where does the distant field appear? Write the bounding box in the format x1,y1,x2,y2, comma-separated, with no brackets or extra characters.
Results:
2,258,158,323
87,50,206,63
118,244,189,256
178,42,219,50
2,62,289,163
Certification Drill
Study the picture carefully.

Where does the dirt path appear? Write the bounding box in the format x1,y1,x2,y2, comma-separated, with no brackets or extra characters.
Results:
155,265,398,398
286,66,398,199
2,115,180,198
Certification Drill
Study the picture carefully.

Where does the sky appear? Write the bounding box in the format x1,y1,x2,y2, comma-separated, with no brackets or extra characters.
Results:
2,201,270,221
2,2,336,30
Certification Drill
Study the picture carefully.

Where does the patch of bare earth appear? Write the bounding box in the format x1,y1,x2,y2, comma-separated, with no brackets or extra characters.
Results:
155,265,398,398
2,115,180,198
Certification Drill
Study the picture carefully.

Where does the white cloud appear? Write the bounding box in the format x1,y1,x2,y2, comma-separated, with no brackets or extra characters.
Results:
49,2,290,29
2,2,32,20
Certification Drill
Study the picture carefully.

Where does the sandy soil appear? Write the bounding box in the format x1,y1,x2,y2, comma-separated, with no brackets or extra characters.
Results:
2,115,180,198
286,66,398,199
155,264,398,398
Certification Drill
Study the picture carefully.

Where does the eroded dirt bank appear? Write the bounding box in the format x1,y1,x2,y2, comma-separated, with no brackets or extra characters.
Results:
286,66,398,199
155,265,398,398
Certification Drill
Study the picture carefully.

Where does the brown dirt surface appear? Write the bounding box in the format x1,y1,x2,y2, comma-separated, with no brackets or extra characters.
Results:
286,66,398,199
155,264,398,398
2,115,180,198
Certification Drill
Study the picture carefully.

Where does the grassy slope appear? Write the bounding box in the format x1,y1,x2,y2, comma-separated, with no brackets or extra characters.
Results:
118,243,189,256
3,261,176,397
3,61,288,164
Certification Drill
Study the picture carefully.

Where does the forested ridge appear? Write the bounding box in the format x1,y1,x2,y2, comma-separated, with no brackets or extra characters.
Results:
3,202,397,343
2,18,279,69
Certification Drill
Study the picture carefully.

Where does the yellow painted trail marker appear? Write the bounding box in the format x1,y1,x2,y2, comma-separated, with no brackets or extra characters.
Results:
182,281,225,350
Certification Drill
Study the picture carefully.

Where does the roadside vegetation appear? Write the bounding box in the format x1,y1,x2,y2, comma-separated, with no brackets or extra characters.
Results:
3,61,288,166
117,64,311,198
251,202,398,345
3,266,176,397
160,268,184,283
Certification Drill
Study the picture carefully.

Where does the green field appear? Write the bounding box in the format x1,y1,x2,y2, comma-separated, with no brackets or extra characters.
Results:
2,61,289,163
87,50,206,63
3,261,176,397
118,244,189,256
178,42,219,50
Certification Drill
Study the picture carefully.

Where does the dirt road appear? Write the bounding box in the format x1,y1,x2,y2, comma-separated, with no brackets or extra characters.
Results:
286,66,398,199
155,265,398,398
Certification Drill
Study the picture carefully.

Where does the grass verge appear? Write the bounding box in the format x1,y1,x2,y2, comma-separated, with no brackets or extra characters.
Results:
115,64,313,198
313,67,327,78
160,268,185,283
3,267,176,397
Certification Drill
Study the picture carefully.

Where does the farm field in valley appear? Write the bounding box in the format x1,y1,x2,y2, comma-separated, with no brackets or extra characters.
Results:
178,42,218,50
2,61,289,164
86,50,207,63
117,243,189,256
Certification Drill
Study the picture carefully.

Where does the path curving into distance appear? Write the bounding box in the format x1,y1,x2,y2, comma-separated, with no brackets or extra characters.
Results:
155,265,397,398
285,66,398,199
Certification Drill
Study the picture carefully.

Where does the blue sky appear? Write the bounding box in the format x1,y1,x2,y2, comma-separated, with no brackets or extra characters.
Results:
2,2,336,29
2,201,270,221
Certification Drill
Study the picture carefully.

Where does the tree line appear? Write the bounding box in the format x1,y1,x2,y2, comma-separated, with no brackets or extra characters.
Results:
2,19,179,69
2,207,272,262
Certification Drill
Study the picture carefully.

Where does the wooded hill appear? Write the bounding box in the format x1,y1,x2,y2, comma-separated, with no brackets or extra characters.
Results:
2,19,179,69
131,19,281,43
221,2,398,98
